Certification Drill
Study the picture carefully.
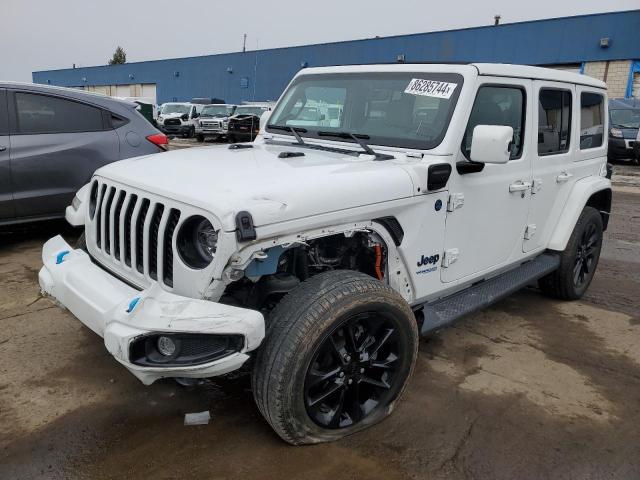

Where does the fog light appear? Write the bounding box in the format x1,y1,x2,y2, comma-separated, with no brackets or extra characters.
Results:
157,336,176,356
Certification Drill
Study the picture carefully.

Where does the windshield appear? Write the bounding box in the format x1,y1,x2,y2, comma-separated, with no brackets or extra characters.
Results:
235,106,269,116
202,105,235,117
161,104,191,115
610,108,640,129
267,72,463,149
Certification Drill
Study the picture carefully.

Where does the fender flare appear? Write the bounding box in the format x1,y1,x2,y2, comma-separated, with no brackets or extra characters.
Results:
547,176,611,251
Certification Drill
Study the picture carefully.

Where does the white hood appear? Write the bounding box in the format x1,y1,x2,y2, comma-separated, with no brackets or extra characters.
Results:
95,143,417,230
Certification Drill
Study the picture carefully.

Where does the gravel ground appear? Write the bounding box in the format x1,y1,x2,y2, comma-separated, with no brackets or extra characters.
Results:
0,157,639,480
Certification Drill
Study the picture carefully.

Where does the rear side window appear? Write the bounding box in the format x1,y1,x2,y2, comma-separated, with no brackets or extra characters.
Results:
580,92,604,149
462,85,525,160
15,92,105,134
538,89,572,155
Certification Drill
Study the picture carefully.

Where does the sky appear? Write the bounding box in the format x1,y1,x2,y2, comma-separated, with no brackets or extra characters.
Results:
1,0,638,82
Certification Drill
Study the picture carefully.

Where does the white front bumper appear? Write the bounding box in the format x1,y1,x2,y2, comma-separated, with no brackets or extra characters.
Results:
38,235,265,385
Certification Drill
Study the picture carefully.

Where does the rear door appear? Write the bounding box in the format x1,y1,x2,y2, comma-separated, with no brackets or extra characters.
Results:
8,90,119,219
523,82,576,252
0,89,14,220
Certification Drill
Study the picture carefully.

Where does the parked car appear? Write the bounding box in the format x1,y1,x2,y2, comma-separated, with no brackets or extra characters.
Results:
0,82,167,225
227,104,273,142
191,97,225,105
118,96,158,127
40,63,611,445
157,102,203,138
195,104,237,142
608,98,640,165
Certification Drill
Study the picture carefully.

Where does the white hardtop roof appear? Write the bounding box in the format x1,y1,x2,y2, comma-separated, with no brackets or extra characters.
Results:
472,63,606,89
299,63,606,89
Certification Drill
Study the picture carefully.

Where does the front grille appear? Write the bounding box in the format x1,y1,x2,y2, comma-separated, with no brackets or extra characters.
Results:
164,118,181,126
91,182,182,288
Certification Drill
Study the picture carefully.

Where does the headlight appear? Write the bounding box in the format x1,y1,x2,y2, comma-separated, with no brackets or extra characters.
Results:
610,128,623,138
177,215,218,269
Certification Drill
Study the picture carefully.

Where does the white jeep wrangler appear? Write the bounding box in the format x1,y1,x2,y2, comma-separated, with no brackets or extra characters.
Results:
39,63,611,445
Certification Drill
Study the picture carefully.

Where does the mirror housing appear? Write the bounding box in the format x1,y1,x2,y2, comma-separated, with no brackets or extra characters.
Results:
470,125,514,164
259,110,272,132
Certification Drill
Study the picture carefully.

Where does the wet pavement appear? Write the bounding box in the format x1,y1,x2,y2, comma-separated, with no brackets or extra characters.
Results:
0,162,639,479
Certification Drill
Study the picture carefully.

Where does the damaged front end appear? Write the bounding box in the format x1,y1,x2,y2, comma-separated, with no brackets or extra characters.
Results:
38,235,264,385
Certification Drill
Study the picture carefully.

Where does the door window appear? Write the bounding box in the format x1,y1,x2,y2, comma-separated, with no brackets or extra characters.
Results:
14,92,105,134
580,92,604,149
538,89,572,155
462,85,525,160
0,90,8,134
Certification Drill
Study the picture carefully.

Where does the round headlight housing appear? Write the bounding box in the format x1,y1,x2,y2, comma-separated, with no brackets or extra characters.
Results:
177,215,218,269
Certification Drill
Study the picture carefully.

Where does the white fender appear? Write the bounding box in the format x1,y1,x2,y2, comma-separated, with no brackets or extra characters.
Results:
64,183,90,227
547,176,611,251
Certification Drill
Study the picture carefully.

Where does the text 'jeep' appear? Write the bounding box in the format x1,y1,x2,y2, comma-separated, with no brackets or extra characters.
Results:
39,63,611,444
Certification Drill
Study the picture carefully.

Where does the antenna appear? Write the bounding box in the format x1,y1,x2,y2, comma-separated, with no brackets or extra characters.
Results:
242,34,247,53
494,15,501,25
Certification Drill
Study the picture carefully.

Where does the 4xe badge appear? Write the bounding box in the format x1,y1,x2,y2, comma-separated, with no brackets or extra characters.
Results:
416,253,440,275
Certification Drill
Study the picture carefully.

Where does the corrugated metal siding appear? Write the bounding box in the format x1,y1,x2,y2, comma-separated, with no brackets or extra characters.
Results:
33,10,640,104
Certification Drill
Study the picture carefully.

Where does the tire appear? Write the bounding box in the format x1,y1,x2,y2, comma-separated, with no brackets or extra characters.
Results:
187,127,195,138
228,134,236,144
75,231,87,252
251,270,418,445
539,206,603,300
196,134,204,142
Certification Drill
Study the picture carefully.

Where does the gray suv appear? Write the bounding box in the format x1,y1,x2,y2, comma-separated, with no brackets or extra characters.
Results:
0,82,167,225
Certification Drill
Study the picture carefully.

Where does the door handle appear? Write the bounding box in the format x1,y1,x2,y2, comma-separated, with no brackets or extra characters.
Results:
556,171,573,183
0,145,6,152
509,180,532,193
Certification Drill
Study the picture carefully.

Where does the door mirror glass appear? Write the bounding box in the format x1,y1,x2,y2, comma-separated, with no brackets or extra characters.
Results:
259,110,272,131
470,125,513,164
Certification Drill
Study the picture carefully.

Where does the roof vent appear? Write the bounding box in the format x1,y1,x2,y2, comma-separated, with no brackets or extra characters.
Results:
599,37,610,48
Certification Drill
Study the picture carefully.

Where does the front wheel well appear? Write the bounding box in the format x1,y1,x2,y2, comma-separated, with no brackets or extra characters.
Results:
221,231,389,312
585,188,612,231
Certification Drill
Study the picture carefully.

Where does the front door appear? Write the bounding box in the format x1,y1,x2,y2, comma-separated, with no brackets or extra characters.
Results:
0,89,13,220
442,78,533,283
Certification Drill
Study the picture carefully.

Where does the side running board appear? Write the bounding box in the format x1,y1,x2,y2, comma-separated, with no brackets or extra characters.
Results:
419,253,560,336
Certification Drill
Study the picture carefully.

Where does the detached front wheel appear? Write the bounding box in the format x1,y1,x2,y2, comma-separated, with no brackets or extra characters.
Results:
252,270,418,445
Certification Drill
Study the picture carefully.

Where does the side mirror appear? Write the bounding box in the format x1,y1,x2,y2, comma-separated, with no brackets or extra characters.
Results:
470,125,513,164
181,113,189,121
259,110,272,131
193,112,200,119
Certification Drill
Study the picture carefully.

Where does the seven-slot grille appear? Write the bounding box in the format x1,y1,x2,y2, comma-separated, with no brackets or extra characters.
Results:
92,181,181,288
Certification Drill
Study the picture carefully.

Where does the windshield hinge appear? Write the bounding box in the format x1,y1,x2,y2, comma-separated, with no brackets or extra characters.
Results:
447,193,465,212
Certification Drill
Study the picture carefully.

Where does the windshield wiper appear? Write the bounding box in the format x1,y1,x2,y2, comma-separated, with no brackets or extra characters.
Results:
317,131,394,160
267,125,308,145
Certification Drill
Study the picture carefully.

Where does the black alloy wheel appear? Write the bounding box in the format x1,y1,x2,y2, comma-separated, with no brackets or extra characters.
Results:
573,221,600,288
304,312,401,429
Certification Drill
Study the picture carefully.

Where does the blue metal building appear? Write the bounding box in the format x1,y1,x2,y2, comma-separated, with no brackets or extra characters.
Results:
33,10,640,104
